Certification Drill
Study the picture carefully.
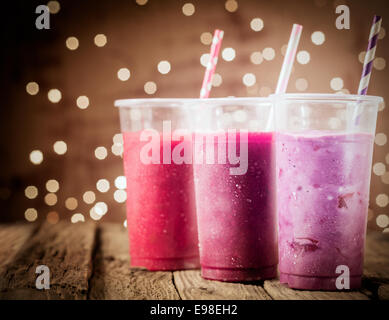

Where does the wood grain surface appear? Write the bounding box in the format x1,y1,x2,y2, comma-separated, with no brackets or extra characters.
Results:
88,223,179,300
0,223,388,300
174,270,271,300
0,222,96,299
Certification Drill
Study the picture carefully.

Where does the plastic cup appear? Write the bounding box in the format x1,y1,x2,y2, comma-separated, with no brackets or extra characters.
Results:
273,93,382,290
191,98,278,282
115,99,200,271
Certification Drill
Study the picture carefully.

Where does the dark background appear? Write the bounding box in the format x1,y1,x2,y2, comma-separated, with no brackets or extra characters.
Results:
0,0,388,230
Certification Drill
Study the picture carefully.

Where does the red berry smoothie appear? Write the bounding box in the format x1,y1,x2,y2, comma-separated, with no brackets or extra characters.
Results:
193,131,278,282
123,131,199,270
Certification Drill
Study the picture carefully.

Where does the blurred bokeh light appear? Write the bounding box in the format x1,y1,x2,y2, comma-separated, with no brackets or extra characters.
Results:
0,0,388,231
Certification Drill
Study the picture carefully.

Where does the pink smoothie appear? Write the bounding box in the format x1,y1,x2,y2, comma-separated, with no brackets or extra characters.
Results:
123,131,199,270
277,132,374,290
193,131,278,282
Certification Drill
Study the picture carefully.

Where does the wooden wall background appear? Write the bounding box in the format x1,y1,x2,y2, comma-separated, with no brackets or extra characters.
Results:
0,0,388,231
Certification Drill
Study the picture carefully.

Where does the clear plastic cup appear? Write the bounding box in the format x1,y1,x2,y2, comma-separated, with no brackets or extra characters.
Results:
115,99,199,271
272,93,382,290
191,97,278,282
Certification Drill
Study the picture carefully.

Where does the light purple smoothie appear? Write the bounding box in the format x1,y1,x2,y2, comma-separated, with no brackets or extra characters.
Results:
277,131,374,290
194,131,278,282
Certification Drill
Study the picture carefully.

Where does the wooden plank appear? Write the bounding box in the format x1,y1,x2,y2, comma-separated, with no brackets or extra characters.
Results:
263,280,369,300
173,270,271,300
364,232,389,280
0,221,96,300
0,223,36,274
88,223,180,300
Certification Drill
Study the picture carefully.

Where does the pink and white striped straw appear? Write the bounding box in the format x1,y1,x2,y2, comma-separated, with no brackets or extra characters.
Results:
200,29,224,98
358,15,382,95
275,24,303,93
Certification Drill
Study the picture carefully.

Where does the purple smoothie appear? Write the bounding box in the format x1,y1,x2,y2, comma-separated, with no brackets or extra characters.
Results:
193,131,278,282
277,131,374,290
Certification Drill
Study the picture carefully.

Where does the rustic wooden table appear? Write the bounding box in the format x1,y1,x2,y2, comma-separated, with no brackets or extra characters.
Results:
0,222,388,300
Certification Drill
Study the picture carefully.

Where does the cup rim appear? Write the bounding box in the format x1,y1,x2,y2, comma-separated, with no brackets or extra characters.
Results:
114,97,271,108
270,93,383,104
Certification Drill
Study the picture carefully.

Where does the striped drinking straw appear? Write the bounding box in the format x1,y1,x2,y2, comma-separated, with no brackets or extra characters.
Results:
200,29,224,99
358,15,382,95
353,15,382,126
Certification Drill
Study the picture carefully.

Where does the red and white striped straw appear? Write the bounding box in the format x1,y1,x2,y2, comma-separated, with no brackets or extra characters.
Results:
275,24,303,93
358,15,382,95
200,29,224,98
